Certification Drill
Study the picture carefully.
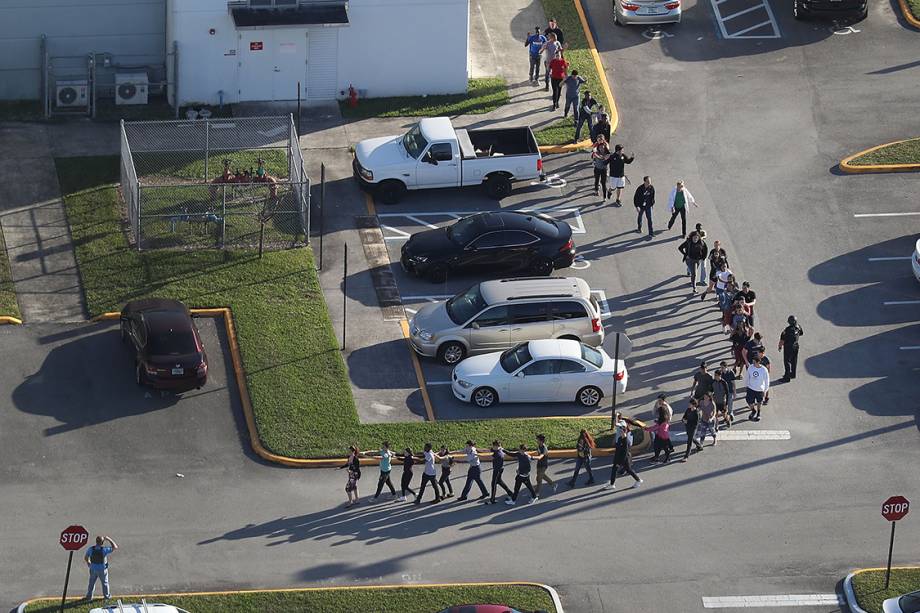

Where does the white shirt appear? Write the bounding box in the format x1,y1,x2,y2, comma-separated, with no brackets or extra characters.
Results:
423,450,437,476
465,447,480,467
716,268,733,290
745,365,770,392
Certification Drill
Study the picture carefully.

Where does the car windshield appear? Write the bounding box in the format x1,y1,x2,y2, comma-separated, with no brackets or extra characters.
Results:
148,328,197,356
446,284,487,324
447,215,482,245
581,343,604,369
500,343,533,373
402,124,428,159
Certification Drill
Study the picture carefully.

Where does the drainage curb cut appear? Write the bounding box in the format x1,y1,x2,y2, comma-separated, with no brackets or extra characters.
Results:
16,581,565,613
842,566,920,613
0,315,23,325
840,138,920,173
896,0,920,28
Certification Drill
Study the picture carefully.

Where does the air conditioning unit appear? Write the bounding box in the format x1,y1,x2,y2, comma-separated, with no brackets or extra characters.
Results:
56,80,88,108
115,72,149,105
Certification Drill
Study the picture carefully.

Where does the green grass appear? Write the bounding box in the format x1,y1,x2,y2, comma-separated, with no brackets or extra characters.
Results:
134,149,289,183
340,78,509,119
849,138,920,166
0,99,42,121
906,0,920,21
57,155,622,458
0,227,21,318
534,0,614,146
24,584,557,613
851,568,920,613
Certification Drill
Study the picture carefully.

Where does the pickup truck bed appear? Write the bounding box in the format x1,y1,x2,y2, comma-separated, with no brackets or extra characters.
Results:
455,128,539,159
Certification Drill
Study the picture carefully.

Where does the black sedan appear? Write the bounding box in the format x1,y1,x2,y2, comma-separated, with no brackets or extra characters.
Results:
120,298,208,392
400,211,576,282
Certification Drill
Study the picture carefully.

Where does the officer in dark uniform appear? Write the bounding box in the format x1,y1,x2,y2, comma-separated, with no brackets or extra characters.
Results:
777,315,804,382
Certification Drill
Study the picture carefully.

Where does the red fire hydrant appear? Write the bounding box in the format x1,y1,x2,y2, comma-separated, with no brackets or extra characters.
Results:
348,84,358,108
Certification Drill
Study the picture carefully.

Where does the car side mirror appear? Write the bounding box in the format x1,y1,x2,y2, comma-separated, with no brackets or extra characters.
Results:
470,322,480,330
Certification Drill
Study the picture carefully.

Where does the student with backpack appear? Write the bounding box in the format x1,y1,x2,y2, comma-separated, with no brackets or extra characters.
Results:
84,535,118,600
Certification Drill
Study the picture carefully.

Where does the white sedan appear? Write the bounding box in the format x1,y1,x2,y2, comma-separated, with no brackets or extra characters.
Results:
451,339,627,408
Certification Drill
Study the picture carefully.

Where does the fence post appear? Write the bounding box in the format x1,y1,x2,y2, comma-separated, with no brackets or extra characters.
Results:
296,81,301,135
221,184,226,249
135,184,142,251
204,119,210,181
40,35,48,119
89,53,96,119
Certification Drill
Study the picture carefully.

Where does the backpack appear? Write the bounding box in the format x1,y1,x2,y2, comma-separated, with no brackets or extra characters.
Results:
89,546,105,565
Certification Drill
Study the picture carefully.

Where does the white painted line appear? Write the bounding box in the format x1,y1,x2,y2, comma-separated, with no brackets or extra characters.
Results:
883,300,920,305
868,256,913,261
405,215,439,229
702,594,843,608
591,289,612,317
721,4,766,20
900,345,920,350
670,430,791,441
854,212,920,218
426,380,453,385
730,19,774,36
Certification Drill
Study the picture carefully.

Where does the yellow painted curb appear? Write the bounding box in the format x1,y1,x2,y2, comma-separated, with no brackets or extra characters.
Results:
0,315,23,325
840,137,920,173
897,0,920,28
400,319,436,422
18,581,564,613
850,565,920,575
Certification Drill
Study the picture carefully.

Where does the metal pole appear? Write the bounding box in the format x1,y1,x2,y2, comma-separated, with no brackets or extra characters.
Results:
318,163,325,269
303,163,310,245
342,243,347,350
172,40,179,119
885,521,896,589
89,53,96,119
59,550,74,613
296,81,301,135
204,119,210,181
610,333,621,429
220,185,226,249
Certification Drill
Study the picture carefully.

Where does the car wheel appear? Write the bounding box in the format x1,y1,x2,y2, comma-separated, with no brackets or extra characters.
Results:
135,361,145,386
377,180,406,205
484,175,513,200
472,387,498,408
438,341,467,365
426,264,448,284
529,257,554,276
577,386,602,407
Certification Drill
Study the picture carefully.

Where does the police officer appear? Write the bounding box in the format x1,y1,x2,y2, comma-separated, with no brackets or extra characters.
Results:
778,315,804,382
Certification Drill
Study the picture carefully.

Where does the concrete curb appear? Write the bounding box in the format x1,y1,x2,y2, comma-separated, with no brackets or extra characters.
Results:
840,138,920,173
0,315,23,325
896,0,920,28
16,580,565,613
842,566,920,613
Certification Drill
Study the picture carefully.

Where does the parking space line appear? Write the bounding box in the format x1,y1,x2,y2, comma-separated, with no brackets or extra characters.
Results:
854,211,920,218
900,345,920,350
883,300,920,305
722,4,766,20
702,593,844,608
399,319,436,421
427,380,453,385
380,225,412,241
709,0,780,39
731,19,774,36
405,215,440,229
868,256,913,261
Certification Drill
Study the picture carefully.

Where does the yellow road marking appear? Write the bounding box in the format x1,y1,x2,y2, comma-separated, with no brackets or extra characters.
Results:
401,318,436,422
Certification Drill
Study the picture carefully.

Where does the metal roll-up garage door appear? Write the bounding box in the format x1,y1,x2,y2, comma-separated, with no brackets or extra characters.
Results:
306,29,338,100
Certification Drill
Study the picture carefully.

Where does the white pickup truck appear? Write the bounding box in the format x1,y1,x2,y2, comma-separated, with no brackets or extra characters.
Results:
352,117,544,204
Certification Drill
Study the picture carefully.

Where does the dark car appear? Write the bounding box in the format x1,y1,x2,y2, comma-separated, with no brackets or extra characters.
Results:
120,298,208,392
794,0,866,19
400,211,575,283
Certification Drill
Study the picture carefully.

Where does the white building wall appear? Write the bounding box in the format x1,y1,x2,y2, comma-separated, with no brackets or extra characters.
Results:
167,0,240,106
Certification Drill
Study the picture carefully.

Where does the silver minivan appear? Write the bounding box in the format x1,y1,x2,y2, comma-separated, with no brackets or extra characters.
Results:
409,277,605,364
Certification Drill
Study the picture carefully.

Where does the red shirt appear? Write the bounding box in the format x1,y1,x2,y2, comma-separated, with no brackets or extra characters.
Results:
549,58,568,80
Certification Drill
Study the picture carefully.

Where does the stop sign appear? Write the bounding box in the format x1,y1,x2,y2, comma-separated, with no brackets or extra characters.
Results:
881,496,910,522
59,525,89,551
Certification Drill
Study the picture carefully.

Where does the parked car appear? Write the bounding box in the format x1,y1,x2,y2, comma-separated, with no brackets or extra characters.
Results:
400,211,575,283
793,0,867,19
912,237,920,283
883,589,920,613
353,117,543,203
410,276,604,365
614,0,681,25
120,298,208,392
91,603,189,613
451,339,627,408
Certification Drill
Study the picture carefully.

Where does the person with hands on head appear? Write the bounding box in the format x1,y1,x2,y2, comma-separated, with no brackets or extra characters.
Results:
667,180,698,237
84,535,118,601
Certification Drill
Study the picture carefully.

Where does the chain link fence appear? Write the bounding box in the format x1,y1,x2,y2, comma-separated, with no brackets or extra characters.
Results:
120,115,309,250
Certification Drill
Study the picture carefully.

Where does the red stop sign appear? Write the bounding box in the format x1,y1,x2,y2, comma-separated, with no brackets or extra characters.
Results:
59,525,89,551
882,496,910,522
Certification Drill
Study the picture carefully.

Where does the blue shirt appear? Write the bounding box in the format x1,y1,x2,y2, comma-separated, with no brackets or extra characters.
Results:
526,34,547,56
379,449,393,472
86,545,113,571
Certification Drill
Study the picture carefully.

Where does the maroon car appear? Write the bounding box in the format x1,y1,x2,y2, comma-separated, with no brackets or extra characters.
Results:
120,298,208,392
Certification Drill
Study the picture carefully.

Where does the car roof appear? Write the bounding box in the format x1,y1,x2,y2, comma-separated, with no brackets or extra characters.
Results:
480,277,591,304
419,117,456,142
144,309,193,335
527,338,582,359
123,298,189,315
496,210,555,232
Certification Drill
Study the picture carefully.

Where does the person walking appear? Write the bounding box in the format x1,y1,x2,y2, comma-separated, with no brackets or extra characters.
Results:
339,445,362,507
645,417,672,463
718,361,737,424
568,429,596,486
603,414,642,489
540,33,563,91
563,70,587,118
633,176,655,236
745,355,770,421
712,368,733,428
678,232,709,292
742,332,766,373
591,136,611,199
533,434,557,496
689,360,714,402
548,51,568,110
736,281,757,325
697,393,718,446
457,440,489,501
574,90,597,143
414,443,443,504
593,112,611,144
397,447,417,501
437,445,454,498
606,145,634,206
84,535,118,601
370,441,397,500
701,241,728,301
713,260,734,310
666,180,698,237
546,18,565,45
680,399,703,461
525,27,547,83
654,394,675,455
504,444,539,505
486,440,514,504
778,316,804,382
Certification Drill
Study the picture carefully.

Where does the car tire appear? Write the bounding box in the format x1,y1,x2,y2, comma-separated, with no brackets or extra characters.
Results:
426,264,448,284
529,257,554,276
577,386,603,407
484,175,513,200
438,341,467,365
135,362,145,386
377,180,406,205
472,387,498,408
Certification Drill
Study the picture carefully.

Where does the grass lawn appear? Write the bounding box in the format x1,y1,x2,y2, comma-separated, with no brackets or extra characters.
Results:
339,78,509,119
851,568,920,613
906,0,920,21
533,0,614,146
58,155,618,458
0,228,21,318
848,138,920,166
25,584,558,613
